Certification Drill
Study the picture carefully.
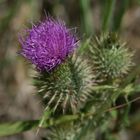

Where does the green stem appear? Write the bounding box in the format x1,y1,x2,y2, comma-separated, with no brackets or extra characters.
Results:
112,0,130,31
0,1,20,35
102,0,116,32
80,0,93,36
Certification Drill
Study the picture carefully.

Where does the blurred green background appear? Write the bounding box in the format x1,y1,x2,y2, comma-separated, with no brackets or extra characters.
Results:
0,0,140,140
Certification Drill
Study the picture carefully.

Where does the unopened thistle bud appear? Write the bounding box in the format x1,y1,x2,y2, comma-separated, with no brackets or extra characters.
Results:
34,54,94,113
90,33,134,81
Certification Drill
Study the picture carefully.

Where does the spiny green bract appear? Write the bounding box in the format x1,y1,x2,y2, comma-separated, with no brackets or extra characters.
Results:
47,125,78,140
90,33,134,80
34,54,95,114
47,122,95,140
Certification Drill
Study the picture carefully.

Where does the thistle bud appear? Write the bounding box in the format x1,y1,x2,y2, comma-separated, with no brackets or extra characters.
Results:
90,33,134,81
34,54,95,113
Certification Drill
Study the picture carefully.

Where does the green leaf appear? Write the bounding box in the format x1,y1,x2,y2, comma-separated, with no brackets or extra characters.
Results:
101,0,116,32
110,110,117,119
0,114,79,137
78,38,90,55
80,0,93,36
0,120,39,137
112,0,130,31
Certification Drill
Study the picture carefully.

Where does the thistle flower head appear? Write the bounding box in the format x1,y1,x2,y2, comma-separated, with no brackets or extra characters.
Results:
19,17,77,72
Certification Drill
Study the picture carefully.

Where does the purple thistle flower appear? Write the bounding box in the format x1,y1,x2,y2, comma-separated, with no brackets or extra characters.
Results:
19,17,78,72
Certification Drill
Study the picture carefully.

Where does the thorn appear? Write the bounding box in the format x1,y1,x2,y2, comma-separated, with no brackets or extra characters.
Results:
36,115,45,136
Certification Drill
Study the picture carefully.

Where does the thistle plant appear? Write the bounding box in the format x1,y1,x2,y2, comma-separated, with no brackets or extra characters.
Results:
19,17,95,114
0,0,140,139
12,16,137,140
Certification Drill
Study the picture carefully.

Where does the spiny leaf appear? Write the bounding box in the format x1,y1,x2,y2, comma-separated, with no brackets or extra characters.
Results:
0,120,39,137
